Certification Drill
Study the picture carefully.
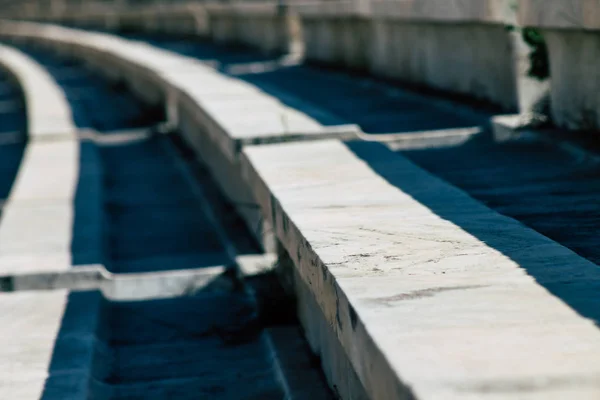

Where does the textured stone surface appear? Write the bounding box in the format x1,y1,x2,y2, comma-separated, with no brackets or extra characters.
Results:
241,139,600,399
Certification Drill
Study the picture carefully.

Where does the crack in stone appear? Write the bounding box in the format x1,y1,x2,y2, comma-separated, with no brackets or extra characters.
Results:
372,285,488,305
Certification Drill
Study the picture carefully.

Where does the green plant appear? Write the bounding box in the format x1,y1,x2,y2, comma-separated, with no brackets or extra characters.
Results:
506,24,550,81
505,0,549,80
522,27,549,80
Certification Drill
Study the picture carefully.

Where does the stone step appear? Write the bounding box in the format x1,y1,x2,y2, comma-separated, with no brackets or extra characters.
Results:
0,44,105,275
241,139,600,399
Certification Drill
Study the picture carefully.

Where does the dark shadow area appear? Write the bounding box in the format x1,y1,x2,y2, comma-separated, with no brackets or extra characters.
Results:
0,71,26,203
93,277,287,400
71,140,105,266
120,35,485,135
101,135,233,273
345,140,600,326
39,290,103,400
39,269,327,399
169,132,262,257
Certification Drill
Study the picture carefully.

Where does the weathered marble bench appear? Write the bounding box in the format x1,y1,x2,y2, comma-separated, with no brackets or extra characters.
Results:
241,138,600,399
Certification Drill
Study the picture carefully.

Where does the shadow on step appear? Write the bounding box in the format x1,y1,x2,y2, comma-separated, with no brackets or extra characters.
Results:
0,70,26,203
39,269,325,400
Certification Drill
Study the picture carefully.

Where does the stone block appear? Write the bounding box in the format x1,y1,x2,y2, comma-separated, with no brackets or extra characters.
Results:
241,139,600,399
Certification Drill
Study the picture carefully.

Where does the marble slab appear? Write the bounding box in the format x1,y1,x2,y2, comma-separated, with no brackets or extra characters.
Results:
241,139,600,399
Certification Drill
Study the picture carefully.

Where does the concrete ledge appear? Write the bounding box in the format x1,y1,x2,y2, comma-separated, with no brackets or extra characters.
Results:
241,139,600,399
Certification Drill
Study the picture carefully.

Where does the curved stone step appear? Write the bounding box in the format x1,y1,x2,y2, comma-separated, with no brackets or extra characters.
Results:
241,139,600,399
0,43,104,275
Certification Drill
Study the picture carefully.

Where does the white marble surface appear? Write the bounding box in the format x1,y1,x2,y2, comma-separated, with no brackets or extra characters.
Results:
241,139,600,399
